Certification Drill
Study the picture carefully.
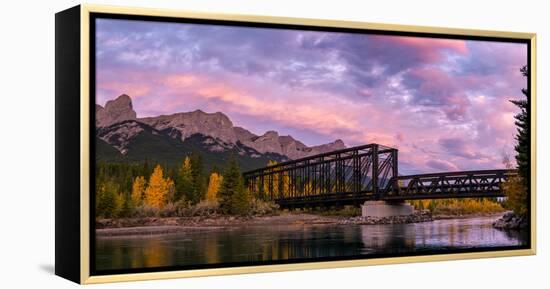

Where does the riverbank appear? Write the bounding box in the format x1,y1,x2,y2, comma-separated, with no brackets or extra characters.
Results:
96,213,337,237
97,213,344,230
96,210,437,237
96,211,509,237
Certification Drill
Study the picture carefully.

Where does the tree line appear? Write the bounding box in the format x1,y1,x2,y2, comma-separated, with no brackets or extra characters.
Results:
95,154,253,218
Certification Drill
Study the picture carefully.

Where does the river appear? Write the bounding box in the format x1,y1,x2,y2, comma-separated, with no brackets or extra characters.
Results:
95,215,527,271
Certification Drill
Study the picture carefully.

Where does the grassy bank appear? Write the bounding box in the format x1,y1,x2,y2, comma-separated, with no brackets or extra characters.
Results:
409,198,505,217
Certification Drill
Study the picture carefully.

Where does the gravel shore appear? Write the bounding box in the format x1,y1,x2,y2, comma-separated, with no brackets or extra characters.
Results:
96,211,442,237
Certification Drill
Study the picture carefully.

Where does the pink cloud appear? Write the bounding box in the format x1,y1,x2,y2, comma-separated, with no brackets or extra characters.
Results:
163,73,366,136
388,36,468,58
426,159,460,171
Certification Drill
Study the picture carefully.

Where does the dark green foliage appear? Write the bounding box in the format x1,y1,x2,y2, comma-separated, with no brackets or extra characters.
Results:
118,191,134,217
506,65,530,217
218,157,250,215
95,162,154,218
190,153,207,204
175,159,193,203
510,65,530,189
96,180,118,218
95,138,122,161
96,161,153,196
96,131,286,172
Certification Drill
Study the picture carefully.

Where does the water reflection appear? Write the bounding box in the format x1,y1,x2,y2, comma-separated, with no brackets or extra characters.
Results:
357,217,527,255
359,224,416,254
95,216,527,271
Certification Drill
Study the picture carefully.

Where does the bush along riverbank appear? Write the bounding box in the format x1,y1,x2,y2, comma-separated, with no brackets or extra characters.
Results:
409,198,505,218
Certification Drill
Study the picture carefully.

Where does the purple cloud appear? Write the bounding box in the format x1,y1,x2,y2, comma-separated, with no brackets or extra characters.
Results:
426,159,460,171
438,137,488,160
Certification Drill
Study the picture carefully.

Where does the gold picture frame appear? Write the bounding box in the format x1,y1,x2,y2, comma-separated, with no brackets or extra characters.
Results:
55,4,536,284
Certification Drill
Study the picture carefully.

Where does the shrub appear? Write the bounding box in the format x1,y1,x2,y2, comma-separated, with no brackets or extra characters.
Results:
159,202,178,217
318,205,360,217
133,204,159,218
249,198,279,216
410,198,505,216
159,200,191,217
502,175,528,216
191,200,220,216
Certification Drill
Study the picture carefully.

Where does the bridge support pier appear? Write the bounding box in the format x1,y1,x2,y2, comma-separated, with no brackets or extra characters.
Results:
361,201,414,218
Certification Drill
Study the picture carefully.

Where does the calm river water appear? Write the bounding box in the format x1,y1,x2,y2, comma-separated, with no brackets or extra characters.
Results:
95,216,527,271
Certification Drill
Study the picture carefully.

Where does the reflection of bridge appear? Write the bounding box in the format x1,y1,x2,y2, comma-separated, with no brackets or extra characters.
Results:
243,144,516,208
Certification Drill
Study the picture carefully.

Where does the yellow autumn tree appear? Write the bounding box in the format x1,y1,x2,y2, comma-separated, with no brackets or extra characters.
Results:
206,172,223,201
303,181,313,196
131,176,147,206
501,154,528,216
145,165,170,209
502,175,528,216
264,160,279,198
282,171,290,197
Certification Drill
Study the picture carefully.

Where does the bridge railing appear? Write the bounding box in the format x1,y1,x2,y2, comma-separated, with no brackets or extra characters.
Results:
382,169,517,200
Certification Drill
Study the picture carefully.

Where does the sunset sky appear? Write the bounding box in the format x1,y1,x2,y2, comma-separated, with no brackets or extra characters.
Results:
95,18,527,174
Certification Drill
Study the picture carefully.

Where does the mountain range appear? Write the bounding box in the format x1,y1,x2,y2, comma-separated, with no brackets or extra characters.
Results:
96,94,346,171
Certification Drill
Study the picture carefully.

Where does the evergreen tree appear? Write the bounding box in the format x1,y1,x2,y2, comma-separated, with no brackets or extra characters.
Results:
190,153,206,203
218,157,250,215
119,192,133,217
510,65,530,188
96,180,119,218
175,157,193,202
505,65,530,216
114,192,126,217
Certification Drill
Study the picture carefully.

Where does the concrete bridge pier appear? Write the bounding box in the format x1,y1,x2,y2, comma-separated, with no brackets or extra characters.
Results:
361,201,414,218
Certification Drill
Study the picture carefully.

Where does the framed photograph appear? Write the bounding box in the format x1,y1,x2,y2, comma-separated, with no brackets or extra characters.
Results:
55,4,536,284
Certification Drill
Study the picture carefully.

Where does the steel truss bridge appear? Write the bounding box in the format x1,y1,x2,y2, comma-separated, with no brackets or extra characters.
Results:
243,144,516,208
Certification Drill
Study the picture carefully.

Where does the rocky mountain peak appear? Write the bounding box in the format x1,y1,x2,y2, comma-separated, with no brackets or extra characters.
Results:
263,130,279,139
139,109,237,144
311,139,346,152
97,94,348,161
234,126,256,142
331,139,345,148
96,94,137,127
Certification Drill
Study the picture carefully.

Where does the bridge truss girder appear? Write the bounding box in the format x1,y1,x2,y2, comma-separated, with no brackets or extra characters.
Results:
243,143,517,208
244,144,398,204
